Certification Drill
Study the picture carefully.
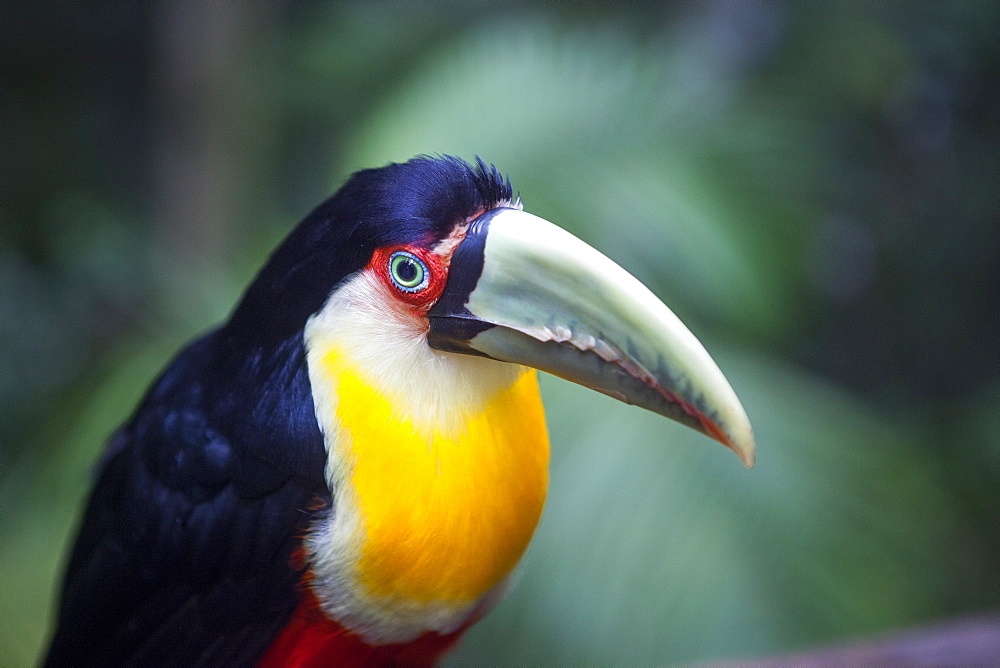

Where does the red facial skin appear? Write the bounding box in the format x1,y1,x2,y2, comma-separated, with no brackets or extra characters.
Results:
369,245,448,314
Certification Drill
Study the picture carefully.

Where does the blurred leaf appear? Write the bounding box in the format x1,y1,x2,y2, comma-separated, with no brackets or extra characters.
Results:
343,14,817,340
0,335,198,665
448,351,971,665
4,3,997,665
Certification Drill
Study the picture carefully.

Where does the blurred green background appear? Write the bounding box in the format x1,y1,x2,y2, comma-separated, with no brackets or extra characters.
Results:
2,2,998,665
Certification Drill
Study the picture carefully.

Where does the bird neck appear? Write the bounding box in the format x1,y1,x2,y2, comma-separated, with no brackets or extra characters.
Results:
302,285,550,644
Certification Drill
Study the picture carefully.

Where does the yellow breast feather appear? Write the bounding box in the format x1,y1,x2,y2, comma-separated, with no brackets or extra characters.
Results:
330,359,549,605
303,272,550,642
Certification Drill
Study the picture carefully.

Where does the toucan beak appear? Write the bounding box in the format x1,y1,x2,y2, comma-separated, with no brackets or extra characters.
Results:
428,207,756,468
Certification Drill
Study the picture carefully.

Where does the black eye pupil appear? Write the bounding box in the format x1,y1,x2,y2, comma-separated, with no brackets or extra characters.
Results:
397,259,417,282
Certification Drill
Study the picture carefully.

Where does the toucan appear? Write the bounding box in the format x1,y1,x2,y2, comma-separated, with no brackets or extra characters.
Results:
45,156,754,667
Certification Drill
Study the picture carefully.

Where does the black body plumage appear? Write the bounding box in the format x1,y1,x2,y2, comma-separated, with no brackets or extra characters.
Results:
45,156,514,666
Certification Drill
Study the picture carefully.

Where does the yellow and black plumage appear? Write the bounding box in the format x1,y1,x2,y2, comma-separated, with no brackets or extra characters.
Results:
45,156,754,667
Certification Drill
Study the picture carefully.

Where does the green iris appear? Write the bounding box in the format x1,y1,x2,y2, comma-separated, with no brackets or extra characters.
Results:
389,251,428,292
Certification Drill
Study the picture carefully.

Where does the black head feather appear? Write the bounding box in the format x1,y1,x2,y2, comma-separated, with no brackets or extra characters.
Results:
226,155,513,344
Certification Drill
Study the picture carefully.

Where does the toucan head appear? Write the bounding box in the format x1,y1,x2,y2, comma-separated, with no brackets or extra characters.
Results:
231,155,754,467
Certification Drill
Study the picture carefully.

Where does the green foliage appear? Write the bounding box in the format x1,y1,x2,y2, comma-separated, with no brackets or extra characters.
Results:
2,2,997,665
453,359,968,664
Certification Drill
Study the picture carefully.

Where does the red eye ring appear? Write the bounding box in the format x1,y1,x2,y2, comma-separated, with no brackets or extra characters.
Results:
369,245,447,310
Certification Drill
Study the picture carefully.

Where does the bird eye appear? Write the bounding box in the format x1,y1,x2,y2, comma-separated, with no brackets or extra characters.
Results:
388,251,429,293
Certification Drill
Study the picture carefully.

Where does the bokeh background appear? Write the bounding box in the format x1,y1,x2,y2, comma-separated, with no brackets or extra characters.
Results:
2,2,998,665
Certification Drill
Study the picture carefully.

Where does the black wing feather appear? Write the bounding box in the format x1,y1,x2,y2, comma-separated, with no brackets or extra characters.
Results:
45,332,329,667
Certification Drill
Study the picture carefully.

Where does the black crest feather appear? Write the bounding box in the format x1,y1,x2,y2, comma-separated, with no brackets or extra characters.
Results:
228,155,513,344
